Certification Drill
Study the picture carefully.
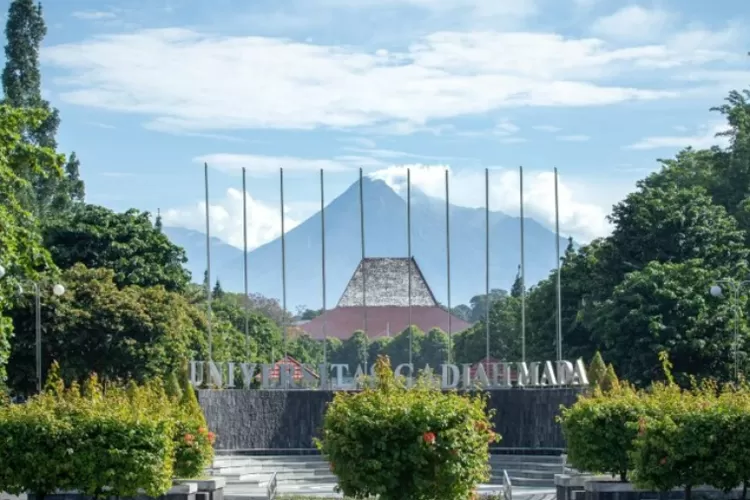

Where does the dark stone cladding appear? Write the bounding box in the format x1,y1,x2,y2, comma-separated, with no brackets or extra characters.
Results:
198,387,582,452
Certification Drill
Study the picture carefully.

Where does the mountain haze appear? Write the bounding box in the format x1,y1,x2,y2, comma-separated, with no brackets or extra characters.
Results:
164,178,569,309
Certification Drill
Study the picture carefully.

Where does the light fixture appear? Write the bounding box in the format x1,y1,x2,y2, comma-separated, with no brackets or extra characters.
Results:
52,284,65,297
710,285,723,298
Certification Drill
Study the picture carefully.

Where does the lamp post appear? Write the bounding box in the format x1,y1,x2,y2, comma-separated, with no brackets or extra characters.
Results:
710,279,750,382
0,264,65,393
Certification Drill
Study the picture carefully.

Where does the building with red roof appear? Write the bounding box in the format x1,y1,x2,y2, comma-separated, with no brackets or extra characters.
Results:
301,257,472,340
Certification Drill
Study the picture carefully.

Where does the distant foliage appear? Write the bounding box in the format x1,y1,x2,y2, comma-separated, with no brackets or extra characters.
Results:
316,355,498,500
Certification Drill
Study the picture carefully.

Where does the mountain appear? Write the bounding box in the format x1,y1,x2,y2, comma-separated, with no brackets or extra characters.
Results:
163,178,569,310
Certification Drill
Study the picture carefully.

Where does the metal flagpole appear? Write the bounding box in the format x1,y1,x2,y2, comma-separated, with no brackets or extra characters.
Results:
407,168,413,368
321,169,328,368
519,166,526,363
242,167,250,358
359,168,368,374
204,163,213,363
485,168,490,365
554,167,562,362
446,168,452,363
280,167,288,366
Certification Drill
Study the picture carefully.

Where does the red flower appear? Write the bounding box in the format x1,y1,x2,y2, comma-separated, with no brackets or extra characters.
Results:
423,432,436,445
487,431,496,443
207,431,216,443
198,427,207,435
184,433,194,444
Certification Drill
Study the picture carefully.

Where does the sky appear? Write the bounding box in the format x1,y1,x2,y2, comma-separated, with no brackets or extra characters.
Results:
7,0,748,249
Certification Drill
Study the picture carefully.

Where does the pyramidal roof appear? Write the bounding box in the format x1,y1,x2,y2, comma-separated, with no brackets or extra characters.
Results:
337,257,438,308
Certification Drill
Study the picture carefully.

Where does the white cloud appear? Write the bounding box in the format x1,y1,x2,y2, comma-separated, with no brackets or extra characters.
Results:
195,154,357,176
369,165,611,241
72,11,116,20
557,134,590,142
626,122,731,150
163,188,299,250
591,6,673,42
39,25,737,134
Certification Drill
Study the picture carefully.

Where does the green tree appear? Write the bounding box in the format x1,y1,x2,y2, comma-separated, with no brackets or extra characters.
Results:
588,352,607,388
6,265,206,394
419,328,450,368
332,330,369,372
212,280,225,299
383,326,424,368
601,364,620,392
593,260,739,386
2,0,84,215
0,105,61,386
42,204,191,292
468,289,508,323
450,304,472,322
207,291,283,361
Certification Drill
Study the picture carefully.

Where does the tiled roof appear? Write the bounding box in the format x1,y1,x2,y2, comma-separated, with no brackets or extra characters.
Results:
300,306,472,340
259,355,319,380
337,257,437,307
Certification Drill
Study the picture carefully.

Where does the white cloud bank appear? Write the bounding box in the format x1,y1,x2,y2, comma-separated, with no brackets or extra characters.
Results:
40,23,740,134
162,188,301,251
165,162,613,251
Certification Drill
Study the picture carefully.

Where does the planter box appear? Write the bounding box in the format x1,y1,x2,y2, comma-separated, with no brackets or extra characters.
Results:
28,482,198,500
584,478,746,500
175,478,225,500
556,473,612,500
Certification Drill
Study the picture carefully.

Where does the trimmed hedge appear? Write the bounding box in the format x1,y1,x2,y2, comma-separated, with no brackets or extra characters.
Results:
560,366,750,498
0,365,214,499
315,356,499,500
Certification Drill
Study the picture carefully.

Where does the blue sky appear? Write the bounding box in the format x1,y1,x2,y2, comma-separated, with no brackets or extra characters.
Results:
7,0,748,248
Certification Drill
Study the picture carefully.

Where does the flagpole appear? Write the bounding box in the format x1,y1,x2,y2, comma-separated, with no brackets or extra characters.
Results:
204,163,212,363
321,169,328,368
359,168,368,375
519,166,526,363
485,168,490,365
280,167,288,369
407,168,413,368
554,167,562,362
445,168,452,363
242,167,250,358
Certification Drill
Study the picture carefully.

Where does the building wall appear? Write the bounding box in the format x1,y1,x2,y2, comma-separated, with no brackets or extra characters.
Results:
198,388,581,451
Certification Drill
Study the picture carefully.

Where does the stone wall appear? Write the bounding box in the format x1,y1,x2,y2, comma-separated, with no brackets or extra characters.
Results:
198,388,581,451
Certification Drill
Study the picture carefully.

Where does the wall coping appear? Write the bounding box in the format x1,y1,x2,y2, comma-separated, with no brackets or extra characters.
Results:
585,479,744,494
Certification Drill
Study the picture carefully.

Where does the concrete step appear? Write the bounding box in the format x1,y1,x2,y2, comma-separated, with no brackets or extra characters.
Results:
209,463,330,475
497,469,558,480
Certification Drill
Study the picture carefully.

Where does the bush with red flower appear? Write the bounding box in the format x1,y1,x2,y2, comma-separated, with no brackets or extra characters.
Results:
170,374,216,479
315,355,499,500
560,353,750,497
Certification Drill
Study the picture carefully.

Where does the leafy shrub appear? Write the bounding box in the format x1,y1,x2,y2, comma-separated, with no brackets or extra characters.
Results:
0,363,215,498
559,384,645,481
172,369,215,478
315,355,498,500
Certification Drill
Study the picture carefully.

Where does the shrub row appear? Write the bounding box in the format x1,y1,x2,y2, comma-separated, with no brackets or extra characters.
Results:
560,375,750,496
315,356,499,500
0,365,215,499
